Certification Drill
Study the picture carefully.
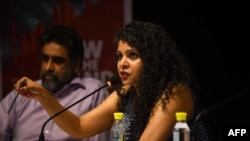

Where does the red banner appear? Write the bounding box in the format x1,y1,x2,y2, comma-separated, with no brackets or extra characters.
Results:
0,0,132,98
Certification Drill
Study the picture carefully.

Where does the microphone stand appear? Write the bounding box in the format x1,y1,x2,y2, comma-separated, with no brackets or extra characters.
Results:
191,88,250,141
39,75,119,141
194,89,250,124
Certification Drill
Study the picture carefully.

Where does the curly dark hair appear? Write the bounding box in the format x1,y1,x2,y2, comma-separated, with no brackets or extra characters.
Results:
40,25,84,69
114,21,194,135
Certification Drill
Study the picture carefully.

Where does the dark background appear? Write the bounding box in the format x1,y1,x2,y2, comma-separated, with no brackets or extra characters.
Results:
133,1,250,140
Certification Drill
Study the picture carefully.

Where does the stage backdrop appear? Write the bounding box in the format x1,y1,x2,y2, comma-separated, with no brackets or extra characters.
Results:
0,0,132,98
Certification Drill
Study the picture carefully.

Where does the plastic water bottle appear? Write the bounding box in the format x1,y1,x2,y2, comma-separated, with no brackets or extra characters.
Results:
111,112,126,141
173,112,190,141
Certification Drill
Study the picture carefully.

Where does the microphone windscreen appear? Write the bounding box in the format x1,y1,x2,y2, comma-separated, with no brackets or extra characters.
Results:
108,75,120,86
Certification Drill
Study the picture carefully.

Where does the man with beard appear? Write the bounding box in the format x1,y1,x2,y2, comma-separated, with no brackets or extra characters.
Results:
0,25,110,141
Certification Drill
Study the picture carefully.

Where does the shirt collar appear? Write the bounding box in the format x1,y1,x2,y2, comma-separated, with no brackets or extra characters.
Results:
39,76,86,97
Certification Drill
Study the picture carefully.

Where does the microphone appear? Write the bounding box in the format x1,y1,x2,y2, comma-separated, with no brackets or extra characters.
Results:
39,75,120,141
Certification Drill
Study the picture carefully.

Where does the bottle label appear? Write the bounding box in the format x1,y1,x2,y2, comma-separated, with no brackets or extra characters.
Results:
173,129,190,141
113,132,124,141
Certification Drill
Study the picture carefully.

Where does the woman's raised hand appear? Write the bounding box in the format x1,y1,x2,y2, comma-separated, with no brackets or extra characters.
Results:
15,76,50,99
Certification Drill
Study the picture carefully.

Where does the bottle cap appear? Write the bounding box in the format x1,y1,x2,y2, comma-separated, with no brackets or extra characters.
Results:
114,112,124,120
175,112,187,121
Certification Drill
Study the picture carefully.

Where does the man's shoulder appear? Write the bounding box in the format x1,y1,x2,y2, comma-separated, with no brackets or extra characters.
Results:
73,77,104,87
75,77,109,96
82,77,102,82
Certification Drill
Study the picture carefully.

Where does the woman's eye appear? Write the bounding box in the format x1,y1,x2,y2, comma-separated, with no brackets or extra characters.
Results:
129,52,139,59
116,53,122,60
